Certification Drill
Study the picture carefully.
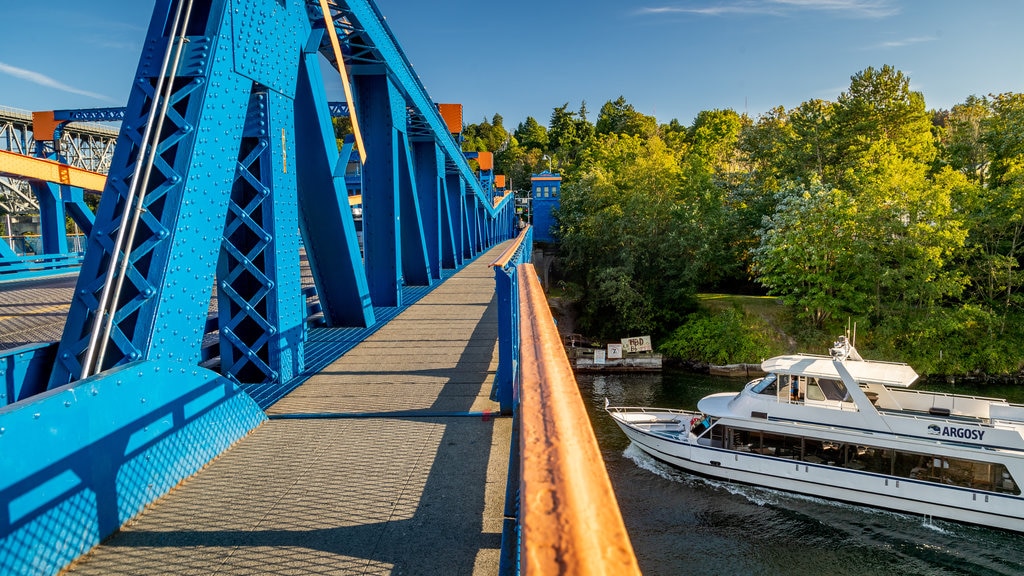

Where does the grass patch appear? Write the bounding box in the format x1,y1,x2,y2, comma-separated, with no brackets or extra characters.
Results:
698,293,800,355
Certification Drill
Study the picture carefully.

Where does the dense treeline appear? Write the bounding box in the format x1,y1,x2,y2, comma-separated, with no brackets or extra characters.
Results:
464,66,1024,376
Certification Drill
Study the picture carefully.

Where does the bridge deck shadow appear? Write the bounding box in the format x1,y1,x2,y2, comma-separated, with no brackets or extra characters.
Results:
64,243,511,576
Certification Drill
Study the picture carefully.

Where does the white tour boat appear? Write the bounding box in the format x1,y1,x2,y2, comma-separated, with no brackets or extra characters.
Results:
607,336,1024,532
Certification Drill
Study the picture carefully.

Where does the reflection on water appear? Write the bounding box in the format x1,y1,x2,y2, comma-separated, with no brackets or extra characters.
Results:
580,370,1024,576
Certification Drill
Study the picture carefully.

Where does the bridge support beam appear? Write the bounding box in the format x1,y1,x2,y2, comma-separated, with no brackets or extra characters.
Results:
29,181,70,255
397,132,431,287
355,73,404,307
444,173,464,269
295,34,374,327
217,88,306,385
413,140,443,281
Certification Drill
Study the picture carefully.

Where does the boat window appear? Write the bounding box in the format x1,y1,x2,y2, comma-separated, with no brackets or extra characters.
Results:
752,373,778,395
805,382,825,401
894,450,1020,495
817,378,850,401
724,428,1021,496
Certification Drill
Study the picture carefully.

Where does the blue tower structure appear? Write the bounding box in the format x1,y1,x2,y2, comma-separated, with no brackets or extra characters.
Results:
531,171,561,243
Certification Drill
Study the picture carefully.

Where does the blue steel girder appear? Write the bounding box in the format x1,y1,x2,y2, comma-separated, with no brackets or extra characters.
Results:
315,0,513,220
443,172,463,268
217,89,306,385
413,140,444,280
397,130,431,287
53,108,128,124
295,30,375,327
354,72,404,307
49,0,317,387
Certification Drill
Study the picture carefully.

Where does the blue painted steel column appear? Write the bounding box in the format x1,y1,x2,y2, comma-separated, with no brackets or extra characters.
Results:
413,140,443,280
29,181,70,255
50,0,251,385
355,72,404,307
464,188,477,260
444,173,464,268
294,29,374,327
217,88,305,385
397,132,430,287
64,187,95,238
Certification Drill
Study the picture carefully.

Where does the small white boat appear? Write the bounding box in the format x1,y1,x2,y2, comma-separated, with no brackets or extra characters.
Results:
607,336,1024,532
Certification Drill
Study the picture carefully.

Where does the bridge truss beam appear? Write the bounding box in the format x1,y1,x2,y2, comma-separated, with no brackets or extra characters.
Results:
0,1,517,572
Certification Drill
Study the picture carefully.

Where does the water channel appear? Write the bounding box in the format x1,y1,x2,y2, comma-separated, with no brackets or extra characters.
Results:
578,370,1024,576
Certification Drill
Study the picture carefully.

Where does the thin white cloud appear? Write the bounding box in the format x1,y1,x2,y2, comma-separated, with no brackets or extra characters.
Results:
870,36,936,49
637,0,898,19
0,60,115,102
771,0,899,17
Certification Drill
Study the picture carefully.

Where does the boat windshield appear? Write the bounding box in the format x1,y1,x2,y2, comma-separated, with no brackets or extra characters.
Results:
814,378,850,402
751,373,778,395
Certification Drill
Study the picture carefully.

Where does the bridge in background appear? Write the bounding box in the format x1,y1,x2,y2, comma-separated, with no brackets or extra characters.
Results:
0,0,639,574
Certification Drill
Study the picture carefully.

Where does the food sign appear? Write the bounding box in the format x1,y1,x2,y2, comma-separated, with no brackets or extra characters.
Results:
621,335,652,353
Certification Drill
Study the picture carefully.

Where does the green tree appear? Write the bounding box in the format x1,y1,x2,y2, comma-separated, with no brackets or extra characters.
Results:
462,114,510,153
595,96,657,138
786,98,835,182
513,116,548,151
548,102,595,178
941,95,991,185
738,106,794,194
982,93,1024,188
831,65,936,186
558,134,702,337
752,183,868,327
686,108,746,175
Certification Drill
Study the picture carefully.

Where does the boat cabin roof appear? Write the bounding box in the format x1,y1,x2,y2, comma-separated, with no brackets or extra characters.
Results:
761,354,919,388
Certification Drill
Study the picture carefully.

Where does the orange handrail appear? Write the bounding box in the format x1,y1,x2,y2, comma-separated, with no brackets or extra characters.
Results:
490,225,531,269
517,263,641,575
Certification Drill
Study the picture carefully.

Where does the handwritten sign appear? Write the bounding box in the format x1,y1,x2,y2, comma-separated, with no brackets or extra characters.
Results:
607,343,623,360
594,349,606,365
621,335,652,353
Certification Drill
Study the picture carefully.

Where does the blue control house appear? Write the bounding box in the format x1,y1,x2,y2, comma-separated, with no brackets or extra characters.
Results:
531,171,561,243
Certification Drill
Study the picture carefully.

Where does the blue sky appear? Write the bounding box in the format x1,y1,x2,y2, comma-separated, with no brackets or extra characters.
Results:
2,0,1023,130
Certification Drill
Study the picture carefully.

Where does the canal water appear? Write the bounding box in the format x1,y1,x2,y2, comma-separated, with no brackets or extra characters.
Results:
578,370,1024,576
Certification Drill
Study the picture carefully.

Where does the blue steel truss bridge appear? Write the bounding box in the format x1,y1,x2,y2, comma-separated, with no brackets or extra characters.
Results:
0,1,641,574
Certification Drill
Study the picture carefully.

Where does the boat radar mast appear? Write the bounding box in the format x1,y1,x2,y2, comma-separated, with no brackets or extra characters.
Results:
829,335,863,362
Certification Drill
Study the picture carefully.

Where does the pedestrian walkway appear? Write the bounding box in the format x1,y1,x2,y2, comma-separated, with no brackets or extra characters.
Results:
64,245,510,575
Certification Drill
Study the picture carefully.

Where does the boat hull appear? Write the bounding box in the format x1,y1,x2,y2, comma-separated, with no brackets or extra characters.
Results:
611,414,1024,533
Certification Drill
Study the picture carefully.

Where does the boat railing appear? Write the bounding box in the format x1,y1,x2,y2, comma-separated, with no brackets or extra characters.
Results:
795,352,912,367
509,263,641,575
606,405,690,415
880,407,995,427
893,387,1010,404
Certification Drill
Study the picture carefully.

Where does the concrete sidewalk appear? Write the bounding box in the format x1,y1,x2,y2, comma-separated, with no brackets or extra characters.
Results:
65,245,511,575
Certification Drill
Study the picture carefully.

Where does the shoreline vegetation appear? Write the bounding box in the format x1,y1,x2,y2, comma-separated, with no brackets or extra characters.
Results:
557,292,1024,385
460,65,1024,381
